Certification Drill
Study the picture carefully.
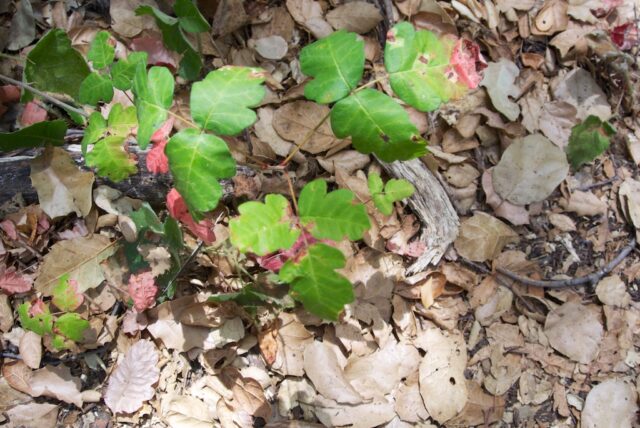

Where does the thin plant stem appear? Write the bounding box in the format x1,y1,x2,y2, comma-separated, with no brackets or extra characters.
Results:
283,170,299,215
0,73,89,118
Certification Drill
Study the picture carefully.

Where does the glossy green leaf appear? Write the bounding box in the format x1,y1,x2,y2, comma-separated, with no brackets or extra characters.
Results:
54,313,89,342
191,67,266,135
111,52,148,90
78,72,114,106
300,30,364,104
163,217,184,257
18,302,53,335
174,0,210,33
165,128,236,216
230,194,300,256
108,104,138,136
0,120,67,152
368,173,415,215
384,22,452,112
22,29,90,102
299,179,370,241
81,112,107,154
87,30,115,69
279,243,353,320
85,135,137,181
331,89,426,162
52,274,83,312
131,202,165,235
566,115,615,169
133,66,174,149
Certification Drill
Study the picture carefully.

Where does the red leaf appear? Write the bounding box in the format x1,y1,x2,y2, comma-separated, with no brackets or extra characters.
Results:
131,36,179,70
128,271,158,312
256,231,317,272
20,102,48,126
151,117,174,143
0,85,20,104
611,23,638,51
166,189,216,244
0,267,32,295
29,299,47,316
449,38,487,89
146,138,169,174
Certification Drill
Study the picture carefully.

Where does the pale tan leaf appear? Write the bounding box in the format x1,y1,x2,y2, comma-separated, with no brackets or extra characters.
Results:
552,68,612,121
252,35,288,60
326,1,383,34
19,330,42,369
313,395,396,428
3,402,58,428
273,101,340,154
30,365,83,407
532,0,568,35
582,379,638,428
273,312,314,377
110,0,158,38
480,59,520,121
454,212,519,262
2,360,33,395
544,302,603,364
286,0,332,39
254,107,295,158
561,190,607,216
481,169,529,226
595,275,631,308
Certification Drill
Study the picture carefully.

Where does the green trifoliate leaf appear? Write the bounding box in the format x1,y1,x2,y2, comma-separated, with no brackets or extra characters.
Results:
368,173,415,215
191,67,266,135
566,115,615,169
331,89,426,161
300,30,365,104
81,112,107,154
18,302,53,335
52,274,83,312
165,128,236,216
85,136,137,181
87,31,115,69
22,29,90,102
108,104,138,136
111,52,148,90
279,243,353,320
78,72,114,106
299,179,370,241
0,120,67,152
174,0,210,33
54,313,89,342
230,194,300,256
133,65,174,149
385,22,452,112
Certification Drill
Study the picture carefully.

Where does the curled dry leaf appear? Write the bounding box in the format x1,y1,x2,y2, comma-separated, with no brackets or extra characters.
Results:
30,365,83,407
286,0,333,39
561,190,607,216
581,379,638,428
104,339,160,414
454,212,519,262
544,302,603,364
326,1,383,34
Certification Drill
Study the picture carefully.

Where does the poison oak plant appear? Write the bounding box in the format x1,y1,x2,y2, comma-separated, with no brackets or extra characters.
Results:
0,8,482,319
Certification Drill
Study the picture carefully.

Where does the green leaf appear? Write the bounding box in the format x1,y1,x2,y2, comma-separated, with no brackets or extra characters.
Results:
191,67,266,135
111,52,148,90
133,65,174,149
51,274,83,312
566,115,615,169
85,135,138,181
331,89,427,162
299,179,370,241
174,0,210,33
54,313,89,342
131,202,165,235
81,112,107,154
368,173,415,215
279,243,353,320
0,120,67,152
384,22,452,112
78,72,114,106
165,128,236,217
163,217,184,257
87,30,115,69
300,30,364,104
108,104,138,136
179,48,203,81
230,194,300,256
18,302,53,335
22,29,90,102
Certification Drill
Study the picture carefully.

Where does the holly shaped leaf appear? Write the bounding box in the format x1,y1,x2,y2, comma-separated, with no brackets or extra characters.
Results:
279,243,353,320
108,104,138,137
300,30,365,104
79,72,114,106
299,179,370,241
331,89,426,162
385,23,452,112
87,31,115,69
191,67,266,135
111,52,148,91
230,194,301,256
133,66,174,149
81,112,107,154
174,0,210,33
566,115,615,169
18,301,53,335
52,274,84,312
368,173,415,215
165,128,236,217
54,313,89,342
0,120,67,152
85,136,137,181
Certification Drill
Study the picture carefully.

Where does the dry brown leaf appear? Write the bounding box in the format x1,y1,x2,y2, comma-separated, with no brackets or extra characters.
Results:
104,339,159,414
0,293,15,332
110,0,158,38
3,402,58,428
30,147,94,219
3,360,33,395
31,365,83,407
286,0,333,39
394,375,429,423
538,101,578,148
313,395,396,428
273,101,340,154
444,164,480,188
552,68,612,121
254,107,295,158
318,150,370,174
484,346,523,395
532,0,568,35
582,379,638,428
19,330,42,369
561,190,607,216
229,371,272,420
252,35,288,60
480,59,520,121
277,377,317,419
211,0,248,36
139,245,171,277
162,395,216,428
544,301,603,364
272,312,314,377
326,1,383,34
454,212,519,262
518,369,553,405
449,381,505,426
548,213,576,232
420,272,446,308
481,169,530,226
619,178,640,232
252,6,295,41
595,275,631,308
550,26,595,57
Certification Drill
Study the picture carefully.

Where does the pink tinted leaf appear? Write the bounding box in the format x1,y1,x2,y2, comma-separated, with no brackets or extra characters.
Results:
449,39,487,89
103,340,160,414
610,23,638,51
151,117,174,143
0,267,32,295
0,85,20,104
256,231,317,272
29,299,47,316
166,188,216,244
127,271,158,312
122,309,148,335
146,138,169,174
130,36,179,70
20,102,48,126
52,275,84,312
0,219,19,240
